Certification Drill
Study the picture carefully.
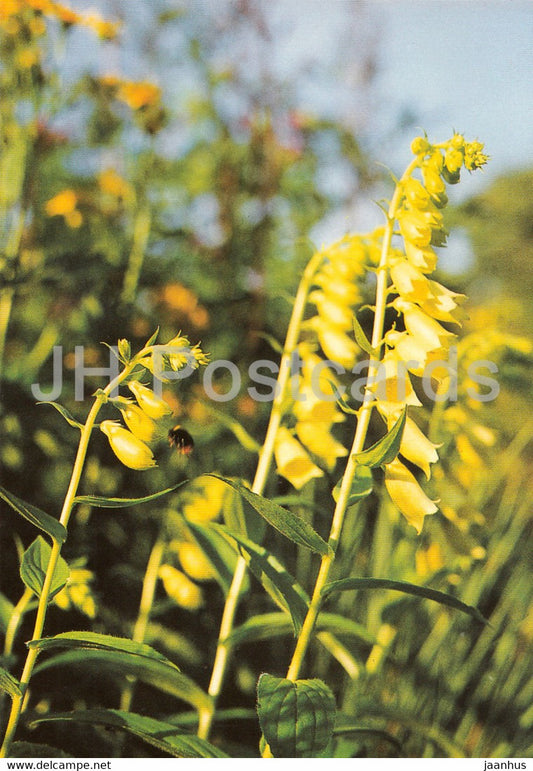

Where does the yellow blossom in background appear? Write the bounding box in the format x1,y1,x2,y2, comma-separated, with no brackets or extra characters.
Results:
159,565,203,610
180,476,227,523
45,189,82,228
175,541,216,582
274,426,323,489
98,168,134,203
415,542,445,578
55,566,96,618
295,420,347,471
118,80,161,110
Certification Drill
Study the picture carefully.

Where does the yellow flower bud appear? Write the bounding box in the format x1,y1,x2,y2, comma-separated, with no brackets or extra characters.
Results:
274,427,323,489
384,458,438,533
410,136,430,155
176,541,216,582
100,420,156,470
127,381,173,418
159,565,203,610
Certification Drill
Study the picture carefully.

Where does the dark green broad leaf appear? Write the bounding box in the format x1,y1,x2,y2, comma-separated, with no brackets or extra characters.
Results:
37,401,83,430
213,525,309,635
0,591,15,633
73,480,188,508
30,632,211,712
20,537,69,600
332,465,374,506
0,485,67,543
322,577,488,624
0,666,22,699
257,674,336,758
206,475,330,556
30,709,228,758
227,612,375,648
353,408,407,468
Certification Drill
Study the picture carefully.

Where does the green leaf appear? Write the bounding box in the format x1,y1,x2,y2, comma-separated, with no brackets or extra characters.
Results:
0,666,22,699
257,673,336,758
11,742,73,758
0,591,15,633
37,401,83,430
20,537,69,600
0,485,67,543
227,611,375,647
29,710,228,758
186,520,248,596
213,525,309,635
322,577,488,624
352,314,376,356
332,465,374,506
73,480,188,508
353,407,407,467
30,632,212,712
207,475,330,556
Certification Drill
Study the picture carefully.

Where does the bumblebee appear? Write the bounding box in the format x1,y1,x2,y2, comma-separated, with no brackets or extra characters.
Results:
168,425,195,455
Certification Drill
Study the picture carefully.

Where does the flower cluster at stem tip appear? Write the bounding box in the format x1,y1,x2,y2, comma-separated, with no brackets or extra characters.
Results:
275,133,488,533
100,333,208,471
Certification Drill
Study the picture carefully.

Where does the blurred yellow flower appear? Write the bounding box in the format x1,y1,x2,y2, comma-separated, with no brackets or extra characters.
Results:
159,565,203,610
118,80,161,110
274,426,323,489
176,541,216,582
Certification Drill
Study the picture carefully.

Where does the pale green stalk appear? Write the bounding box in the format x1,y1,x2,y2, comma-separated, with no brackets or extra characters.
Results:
197,250,325,740
284,158,419,684
0,359,139,757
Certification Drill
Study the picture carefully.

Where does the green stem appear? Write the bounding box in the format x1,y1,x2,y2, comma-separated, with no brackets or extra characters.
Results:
284,158,418,684
0,360,138,757
197,251,325,740
120,536,166,714
121,203,151,306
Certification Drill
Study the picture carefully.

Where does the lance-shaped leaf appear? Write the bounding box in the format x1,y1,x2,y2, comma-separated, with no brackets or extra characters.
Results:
332,465,374,506
0,591,14,633
73,480,188,508
20,537,69,600
37,401,83,430
352,314,377,356
213,524,309,634
257,674,336,758
227,611,375,647
0,667,22,700
30,710,228,758
0,485,66,543
30,632,211,712
322,577,488,624
206,475,330,556
353,407,407,467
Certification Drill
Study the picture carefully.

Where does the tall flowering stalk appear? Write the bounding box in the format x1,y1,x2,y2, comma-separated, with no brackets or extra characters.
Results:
0,332,207,757
282,135,488,690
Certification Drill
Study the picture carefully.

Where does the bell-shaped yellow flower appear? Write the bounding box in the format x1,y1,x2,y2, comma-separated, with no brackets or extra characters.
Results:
295,420,347,471
374,350,422,415
274,427,323,490
176,541,216,582
390,414,439,479
384,457,438,533
293,384,344,424
100,420,156,470
308,290,354,330
384,330,448,377
393,299,456,351
404,241,438,273
128,381,173,418
181,476,227,523
119,402,161,443
312,321,359,368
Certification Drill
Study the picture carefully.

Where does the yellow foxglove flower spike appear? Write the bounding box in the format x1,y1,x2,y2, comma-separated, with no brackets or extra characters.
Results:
100,420,156,470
